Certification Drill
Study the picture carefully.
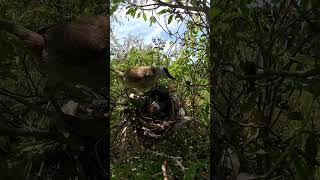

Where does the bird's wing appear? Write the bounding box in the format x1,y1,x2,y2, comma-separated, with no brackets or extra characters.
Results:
44,15,109,65
124,66,156,81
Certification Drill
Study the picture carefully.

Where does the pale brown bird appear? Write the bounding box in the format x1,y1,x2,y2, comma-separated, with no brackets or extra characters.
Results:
0,16,109,95
113,66,175,90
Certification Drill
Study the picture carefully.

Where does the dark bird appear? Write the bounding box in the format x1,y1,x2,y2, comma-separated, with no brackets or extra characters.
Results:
0,15,109,93
112,66,175,90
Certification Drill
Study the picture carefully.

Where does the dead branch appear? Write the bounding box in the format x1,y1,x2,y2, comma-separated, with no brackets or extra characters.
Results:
162,160,169,180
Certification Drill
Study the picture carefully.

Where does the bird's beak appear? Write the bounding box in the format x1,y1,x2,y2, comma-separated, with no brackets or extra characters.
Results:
162,67,175,80
166,72,175,80
168,74,176,80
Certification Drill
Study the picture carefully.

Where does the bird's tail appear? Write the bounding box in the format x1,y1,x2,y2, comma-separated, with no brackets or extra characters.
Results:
111,68,125,78
0,19,44,60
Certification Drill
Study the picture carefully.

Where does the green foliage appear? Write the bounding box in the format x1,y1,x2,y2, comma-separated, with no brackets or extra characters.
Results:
141,12,146,21
111,6,209,177
112,155,163,179
206,0,320,179
291,152,313,180
183,161,208,180
291,55,320,67
305,133,318,162
287,111,304,121
167,14,173,24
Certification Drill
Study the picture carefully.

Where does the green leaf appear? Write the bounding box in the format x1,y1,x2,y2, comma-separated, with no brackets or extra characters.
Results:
254,149,268,155
221,12,240,22
30,5,50,13
240,92,258,112
183,161,207,180
305,134,318,161
84,7,94,16
128,99,144,108
126,8,133,15
110,4,118,14
291,55,320,67
300,91,315,110
209,7,221,22
131,7,138,17
240,0,256,4
112,0,124,5
158,9,169,15
0,161,9,179
168,14,173,24
291,153,313,180
287,111,304,120
137,12,141,18
149,16,156,26
303,79,320,97
143,12,147,21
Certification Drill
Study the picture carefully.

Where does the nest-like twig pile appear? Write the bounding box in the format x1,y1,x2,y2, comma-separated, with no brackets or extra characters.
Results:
60,99,108,139
60,99,109,178
126,88,190,148
111,88,192,161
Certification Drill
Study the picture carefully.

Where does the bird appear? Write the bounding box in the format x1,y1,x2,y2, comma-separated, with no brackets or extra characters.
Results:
0,15,109,98
112,66,175,90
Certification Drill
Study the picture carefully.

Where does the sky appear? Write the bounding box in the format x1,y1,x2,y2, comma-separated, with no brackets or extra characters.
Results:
111,0,274,45
111,5,186,51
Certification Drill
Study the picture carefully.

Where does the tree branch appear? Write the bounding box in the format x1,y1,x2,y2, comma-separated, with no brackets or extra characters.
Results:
238,68,320,80
155,0,209,14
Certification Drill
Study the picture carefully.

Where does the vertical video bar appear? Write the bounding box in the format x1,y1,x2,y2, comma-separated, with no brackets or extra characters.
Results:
0,0,110,179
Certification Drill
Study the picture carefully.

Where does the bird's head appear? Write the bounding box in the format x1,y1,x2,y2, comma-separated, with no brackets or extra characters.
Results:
158,67,175,80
